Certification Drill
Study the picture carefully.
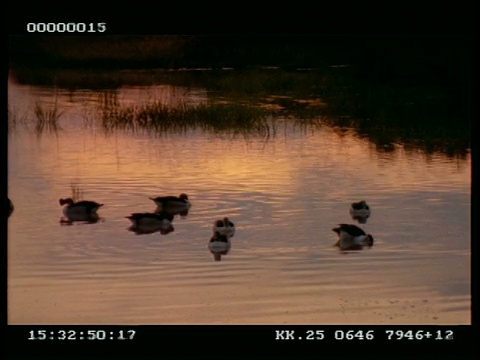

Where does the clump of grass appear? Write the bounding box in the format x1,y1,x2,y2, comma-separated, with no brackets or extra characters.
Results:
100,101,272,138
33,100,63,136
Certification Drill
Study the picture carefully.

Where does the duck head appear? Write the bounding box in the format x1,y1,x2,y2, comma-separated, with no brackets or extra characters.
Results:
59,198,74,206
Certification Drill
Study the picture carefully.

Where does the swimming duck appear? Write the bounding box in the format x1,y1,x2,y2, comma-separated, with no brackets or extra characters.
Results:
59,198,103,223
208,231,232,261
149,193,191,212
349,200,370,216
213,217,235,237
332,223,374,251
349,200,370,223
8,197,13,217
126,212,174,234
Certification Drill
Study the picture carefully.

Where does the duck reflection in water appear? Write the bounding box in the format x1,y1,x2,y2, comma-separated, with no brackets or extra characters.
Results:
59,198,104,225
208,231,232,261
155,206,190,218
332,224,374,252
126,212,175,235
349,200,371,224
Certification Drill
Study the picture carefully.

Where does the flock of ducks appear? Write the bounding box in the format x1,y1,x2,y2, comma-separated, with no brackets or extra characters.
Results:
7,195,373,259
61,192,234,261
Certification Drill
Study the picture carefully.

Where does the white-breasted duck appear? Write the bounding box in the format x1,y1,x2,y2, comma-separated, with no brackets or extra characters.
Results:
208,231,232,261
213,217,235,237
332,223,374,251
149,193,191,212
126,212,174,235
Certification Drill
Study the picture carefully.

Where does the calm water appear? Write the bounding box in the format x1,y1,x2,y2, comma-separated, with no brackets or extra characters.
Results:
7,74,471,324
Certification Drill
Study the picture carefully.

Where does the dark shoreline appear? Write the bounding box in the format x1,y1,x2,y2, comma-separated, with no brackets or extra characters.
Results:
9,35,472,86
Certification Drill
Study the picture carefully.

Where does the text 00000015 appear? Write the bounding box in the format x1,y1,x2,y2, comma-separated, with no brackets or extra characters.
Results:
26,23,107,33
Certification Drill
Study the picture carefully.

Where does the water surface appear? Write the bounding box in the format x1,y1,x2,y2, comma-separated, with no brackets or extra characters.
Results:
8,73,470,324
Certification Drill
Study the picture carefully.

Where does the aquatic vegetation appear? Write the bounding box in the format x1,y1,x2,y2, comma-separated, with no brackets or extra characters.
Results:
100,101,273,138
9,102,65,137
97,83,469,157
33,101,63,136
8,34,471,158
8,106,29,133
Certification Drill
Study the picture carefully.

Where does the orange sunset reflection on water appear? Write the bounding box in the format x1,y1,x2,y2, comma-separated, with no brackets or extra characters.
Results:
8,78,470,324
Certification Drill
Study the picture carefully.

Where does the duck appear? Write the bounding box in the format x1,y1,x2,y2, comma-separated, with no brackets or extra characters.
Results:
59,198,103,223
213,217,235,237
8,197,13,217
149,193,191,212
126,212,174,234
349,200,370,223
208,231,232,261
349,200,370,217
332,223,374,251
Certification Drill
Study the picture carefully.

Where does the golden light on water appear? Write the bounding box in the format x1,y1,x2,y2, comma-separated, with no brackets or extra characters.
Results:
8,77,470,325
9,124,470,197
